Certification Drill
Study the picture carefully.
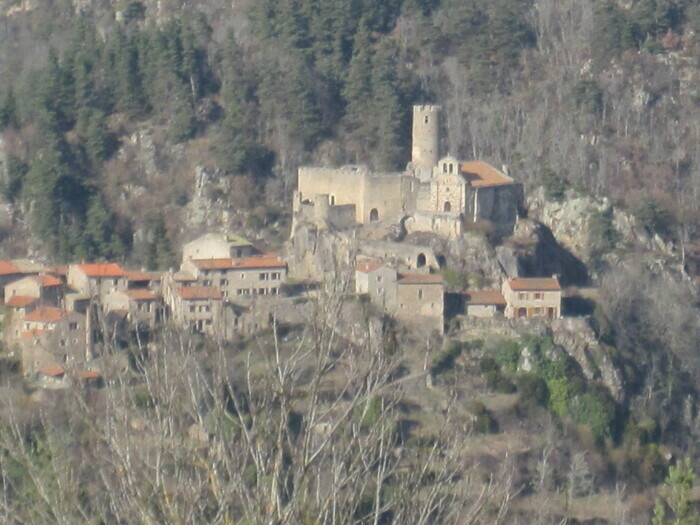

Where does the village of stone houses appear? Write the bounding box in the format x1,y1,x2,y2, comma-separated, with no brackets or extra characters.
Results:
0,105,668,399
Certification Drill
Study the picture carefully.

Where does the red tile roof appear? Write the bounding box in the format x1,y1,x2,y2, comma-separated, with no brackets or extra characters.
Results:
398,273,444,285
355,261,385,273
0,261,20,276
78,369,101,379
192,254,286,270
126,270,152,282
461,161,513,187
507,277,561,291
191,258,235,270
463,290,506,305
21,329,46,340
6,295,38,308
176,286,222,300
37,274,63,287
76,263,127,278
38,365,65,377
125,289,158,301
24,306,69,323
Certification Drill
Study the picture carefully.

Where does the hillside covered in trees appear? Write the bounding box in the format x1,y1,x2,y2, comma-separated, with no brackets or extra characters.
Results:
1,0,700,263
1,0,700,523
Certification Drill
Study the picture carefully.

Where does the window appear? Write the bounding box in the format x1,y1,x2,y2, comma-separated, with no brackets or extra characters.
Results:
223,291,228,298
260,273,268,280
237,289,243,295
424,115,429,124
534,307,543,315
518,292,527,300
189,305,196,312
60,339,66,347
259,288,265,295
113,279,119,286
377,288,383,295
205,320,212,326
240,274,246,279
376,276,383,283
203,279,212,286
271,288,278,295
271,273,278,281
69,322,78,331
418,289,423,300
534,292,543,300
221,279,228,286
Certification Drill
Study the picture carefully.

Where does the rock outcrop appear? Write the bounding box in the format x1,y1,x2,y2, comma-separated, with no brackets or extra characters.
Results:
526,186,676,265
551,317,625,402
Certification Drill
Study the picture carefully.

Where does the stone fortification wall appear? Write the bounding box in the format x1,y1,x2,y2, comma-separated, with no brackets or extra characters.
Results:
358,240,439,270
319,199,356,230
298,166,368,222
404,211,463,239
363,173,417,223
415,182,432,211
298,166,415,225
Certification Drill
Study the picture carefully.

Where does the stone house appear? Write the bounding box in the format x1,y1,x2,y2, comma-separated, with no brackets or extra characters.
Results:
0,259,42,301
182,233,255,261
180,254,287,299
354,261,397,310
67,263,128,298
395,273,444,333
5,295,39,317
461,290,506,318
126,269,153,289
502,277,562,320
19,307,88,374
4,274,63,307
35,365,71,388
167,285,223,336
104,289,163,329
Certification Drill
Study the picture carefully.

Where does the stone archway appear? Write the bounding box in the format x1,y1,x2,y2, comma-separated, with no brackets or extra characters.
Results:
417,253,426,268
443,201,451,212
369,208,379,222
518,307,527,318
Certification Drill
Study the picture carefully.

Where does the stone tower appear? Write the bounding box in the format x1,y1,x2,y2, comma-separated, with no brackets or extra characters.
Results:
411,105,441,181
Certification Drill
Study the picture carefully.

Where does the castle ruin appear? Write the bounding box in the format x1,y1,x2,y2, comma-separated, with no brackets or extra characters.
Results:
294,105,524,239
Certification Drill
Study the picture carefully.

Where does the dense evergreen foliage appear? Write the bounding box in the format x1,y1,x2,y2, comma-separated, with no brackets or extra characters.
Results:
2,0,700,260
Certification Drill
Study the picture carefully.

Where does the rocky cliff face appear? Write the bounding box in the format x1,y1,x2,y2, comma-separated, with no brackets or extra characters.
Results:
551,317,624,402
498,219,590,285
526,186,676,265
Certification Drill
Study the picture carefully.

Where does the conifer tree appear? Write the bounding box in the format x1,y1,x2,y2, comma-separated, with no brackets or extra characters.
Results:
0,87,18,129
369,42,406,170
343,20,375,141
